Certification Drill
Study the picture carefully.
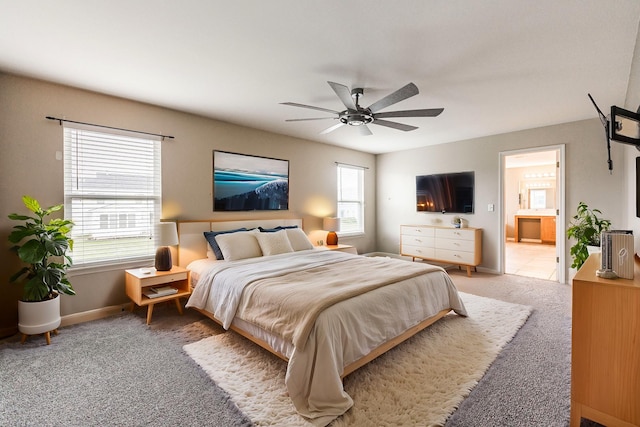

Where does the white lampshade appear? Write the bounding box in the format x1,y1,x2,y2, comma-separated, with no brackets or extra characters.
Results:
156,222,179,247
323,217,341,232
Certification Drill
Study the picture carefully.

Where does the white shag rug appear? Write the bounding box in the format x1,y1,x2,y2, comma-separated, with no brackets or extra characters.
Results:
183,292,531,426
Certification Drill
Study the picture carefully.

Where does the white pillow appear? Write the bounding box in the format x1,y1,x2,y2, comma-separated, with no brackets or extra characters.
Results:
215,230,263,261
285,227,314,251
255,229,294,256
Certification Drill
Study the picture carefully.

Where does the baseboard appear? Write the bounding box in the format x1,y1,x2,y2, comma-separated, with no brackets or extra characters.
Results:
61,303,130,327
0,326,18,339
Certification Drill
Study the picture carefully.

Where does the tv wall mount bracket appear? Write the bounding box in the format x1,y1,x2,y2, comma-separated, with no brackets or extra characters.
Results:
588,93,640,172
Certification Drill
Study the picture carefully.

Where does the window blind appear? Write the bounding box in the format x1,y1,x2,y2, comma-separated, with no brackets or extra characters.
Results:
337,164,364,235
63,125,161,266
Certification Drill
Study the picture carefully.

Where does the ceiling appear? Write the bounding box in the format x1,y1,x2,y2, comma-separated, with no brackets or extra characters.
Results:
1,1,639,154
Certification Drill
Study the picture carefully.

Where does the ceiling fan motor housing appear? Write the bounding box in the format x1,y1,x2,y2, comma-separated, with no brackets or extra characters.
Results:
340,110,373,126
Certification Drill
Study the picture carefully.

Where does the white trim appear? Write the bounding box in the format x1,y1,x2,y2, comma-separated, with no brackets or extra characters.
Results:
67,257,154,276
60,303,130,327
499,144,566,283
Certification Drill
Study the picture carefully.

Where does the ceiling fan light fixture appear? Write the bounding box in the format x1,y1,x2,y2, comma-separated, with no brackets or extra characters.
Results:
282,81,443,135
340,112,373,126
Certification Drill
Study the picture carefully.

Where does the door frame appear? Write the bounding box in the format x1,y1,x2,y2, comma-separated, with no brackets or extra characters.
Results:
499,144,566,283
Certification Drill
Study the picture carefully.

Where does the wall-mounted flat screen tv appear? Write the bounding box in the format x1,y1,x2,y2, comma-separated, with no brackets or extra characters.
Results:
416,171,474,214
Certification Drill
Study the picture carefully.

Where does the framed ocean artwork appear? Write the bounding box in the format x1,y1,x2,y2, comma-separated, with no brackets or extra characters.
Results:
213,150,289,211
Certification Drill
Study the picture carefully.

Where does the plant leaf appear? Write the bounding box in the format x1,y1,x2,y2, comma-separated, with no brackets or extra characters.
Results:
18,239,46,264
22,195,41,214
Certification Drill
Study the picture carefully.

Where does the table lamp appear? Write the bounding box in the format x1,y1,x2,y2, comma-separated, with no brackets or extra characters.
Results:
155,222,179,271
323,217,341,245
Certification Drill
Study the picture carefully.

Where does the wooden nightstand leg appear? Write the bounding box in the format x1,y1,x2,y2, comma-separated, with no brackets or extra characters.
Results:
146,304,154,325
44,331,51,345
174,298,183,315
466,266,472,277
20,334,28,344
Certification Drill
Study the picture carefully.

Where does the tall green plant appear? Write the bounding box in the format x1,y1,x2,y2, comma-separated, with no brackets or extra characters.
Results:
8,195,75,302
566,201,611,270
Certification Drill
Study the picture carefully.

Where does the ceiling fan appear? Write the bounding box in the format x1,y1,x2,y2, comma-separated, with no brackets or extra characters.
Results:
281,81,443,136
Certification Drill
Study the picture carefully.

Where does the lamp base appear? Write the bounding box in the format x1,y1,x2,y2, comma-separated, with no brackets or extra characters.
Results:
155,246,173,271
326,231,338,245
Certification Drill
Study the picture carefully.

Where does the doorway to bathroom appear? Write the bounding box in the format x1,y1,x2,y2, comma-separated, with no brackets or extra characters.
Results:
501,146,565,283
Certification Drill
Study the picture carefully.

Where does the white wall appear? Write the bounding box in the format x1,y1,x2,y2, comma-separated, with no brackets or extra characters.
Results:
0,73,376,335
376,119,626,278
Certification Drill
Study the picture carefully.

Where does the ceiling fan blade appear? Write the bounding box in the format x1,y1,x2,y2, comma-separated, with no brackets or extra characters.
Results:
280,102,339,115
285,117,335,122
372,119,418,132
367,83,419,113
327,81,357,110
320,122,345,135
358,125,373,136
374,108,444,118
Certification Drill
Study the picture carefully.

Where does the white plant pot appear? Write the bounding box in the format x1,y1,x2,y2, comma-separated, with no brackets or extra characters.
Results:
587,245,601,255
18,294,61,335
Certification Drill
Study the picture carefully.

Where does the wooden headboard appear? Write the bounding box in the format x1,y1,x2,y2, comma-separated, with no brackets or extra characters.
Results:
176,219,303,267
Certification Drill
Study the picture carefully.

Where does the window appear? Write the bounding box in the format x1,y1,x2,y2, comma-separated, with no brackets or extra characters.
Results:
337,164,364,235
529,189,547,209
63,125,161,267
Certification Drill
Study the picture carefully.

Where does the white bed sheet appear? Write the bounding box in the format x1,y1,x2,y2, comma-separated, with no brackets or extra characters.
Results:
186,251,467,426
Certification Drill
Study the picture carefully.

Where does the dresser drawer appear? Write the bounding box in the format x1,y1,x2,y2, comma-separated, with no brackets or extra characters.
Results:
401,235,435,248
140,271,188,287
402,245,435,259
436,237,475,252
435,228,476,241
435,248,476,265
400,224,482,276
401,226,435,238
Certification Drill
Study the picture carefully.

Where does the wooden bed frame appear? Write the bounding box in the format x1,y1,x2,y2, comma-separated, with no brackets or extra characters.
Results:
177,218,453,379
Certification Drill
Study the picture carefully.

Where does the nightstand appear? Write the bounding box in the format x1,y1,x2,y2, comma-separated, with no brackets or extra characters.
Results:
323,244,358,255
125,266,191,325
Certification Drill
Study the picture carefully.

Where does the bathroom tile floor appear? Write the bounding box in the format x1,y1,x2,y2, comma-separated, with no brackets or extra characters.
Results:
505,241,557,281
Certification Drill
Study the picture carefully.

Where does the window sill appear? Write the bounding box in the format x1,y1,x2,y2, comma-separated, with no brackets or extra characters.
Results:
68,258,155,277
338,232,365,239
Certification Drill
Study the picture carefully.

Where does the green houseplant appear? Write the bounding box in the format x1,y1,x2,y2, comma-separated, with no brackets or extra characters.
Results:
8,196,75,343
566,201,611,270
8,195,75,301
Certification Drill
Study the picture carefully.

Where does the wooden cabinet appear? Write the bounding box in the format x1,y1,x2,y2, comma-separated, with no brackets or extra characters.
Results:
514,214,556,244
400,225,482,277
125,266,191,325
540,216,556,243
571,253,640,427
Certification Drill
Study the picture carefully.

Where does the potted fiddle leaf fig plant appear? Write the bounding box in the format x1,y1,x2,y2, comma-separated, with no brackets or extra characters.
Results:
566,201,611,270
8,195,75,343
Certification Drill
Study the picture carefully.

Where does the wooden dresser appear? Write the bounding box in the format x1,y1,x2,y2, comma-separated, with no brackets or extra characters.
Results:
571,253,640,427
400,225,482,276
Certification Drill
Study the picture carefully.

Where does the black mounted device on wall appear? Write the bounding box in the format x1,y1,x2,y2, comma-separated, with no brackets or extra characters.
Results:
588,94,640,173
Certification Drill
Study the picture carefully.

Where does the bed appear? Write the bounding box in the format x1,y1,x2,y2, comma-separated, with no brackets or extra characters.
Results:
178,219,467,426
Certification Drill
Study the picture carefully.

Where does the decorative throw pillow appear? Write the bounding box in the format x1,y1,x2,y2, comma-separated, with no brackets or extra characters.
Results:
215,230,263,261
255,229,294,256
204,228,247,260
285,227,314,251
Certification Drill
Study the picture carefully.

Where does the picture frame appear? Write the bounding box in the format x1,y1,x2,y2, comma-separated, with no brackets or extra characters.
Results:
213,150,289,211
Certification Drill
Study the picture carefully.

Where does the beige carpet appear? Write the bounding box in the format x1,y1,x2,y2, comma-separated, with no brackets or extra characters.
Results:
183,292,531,426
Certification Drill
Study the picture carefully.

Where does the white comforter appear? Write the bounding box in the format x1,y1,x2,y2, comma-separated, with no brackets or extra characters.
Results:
186,250,467,425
